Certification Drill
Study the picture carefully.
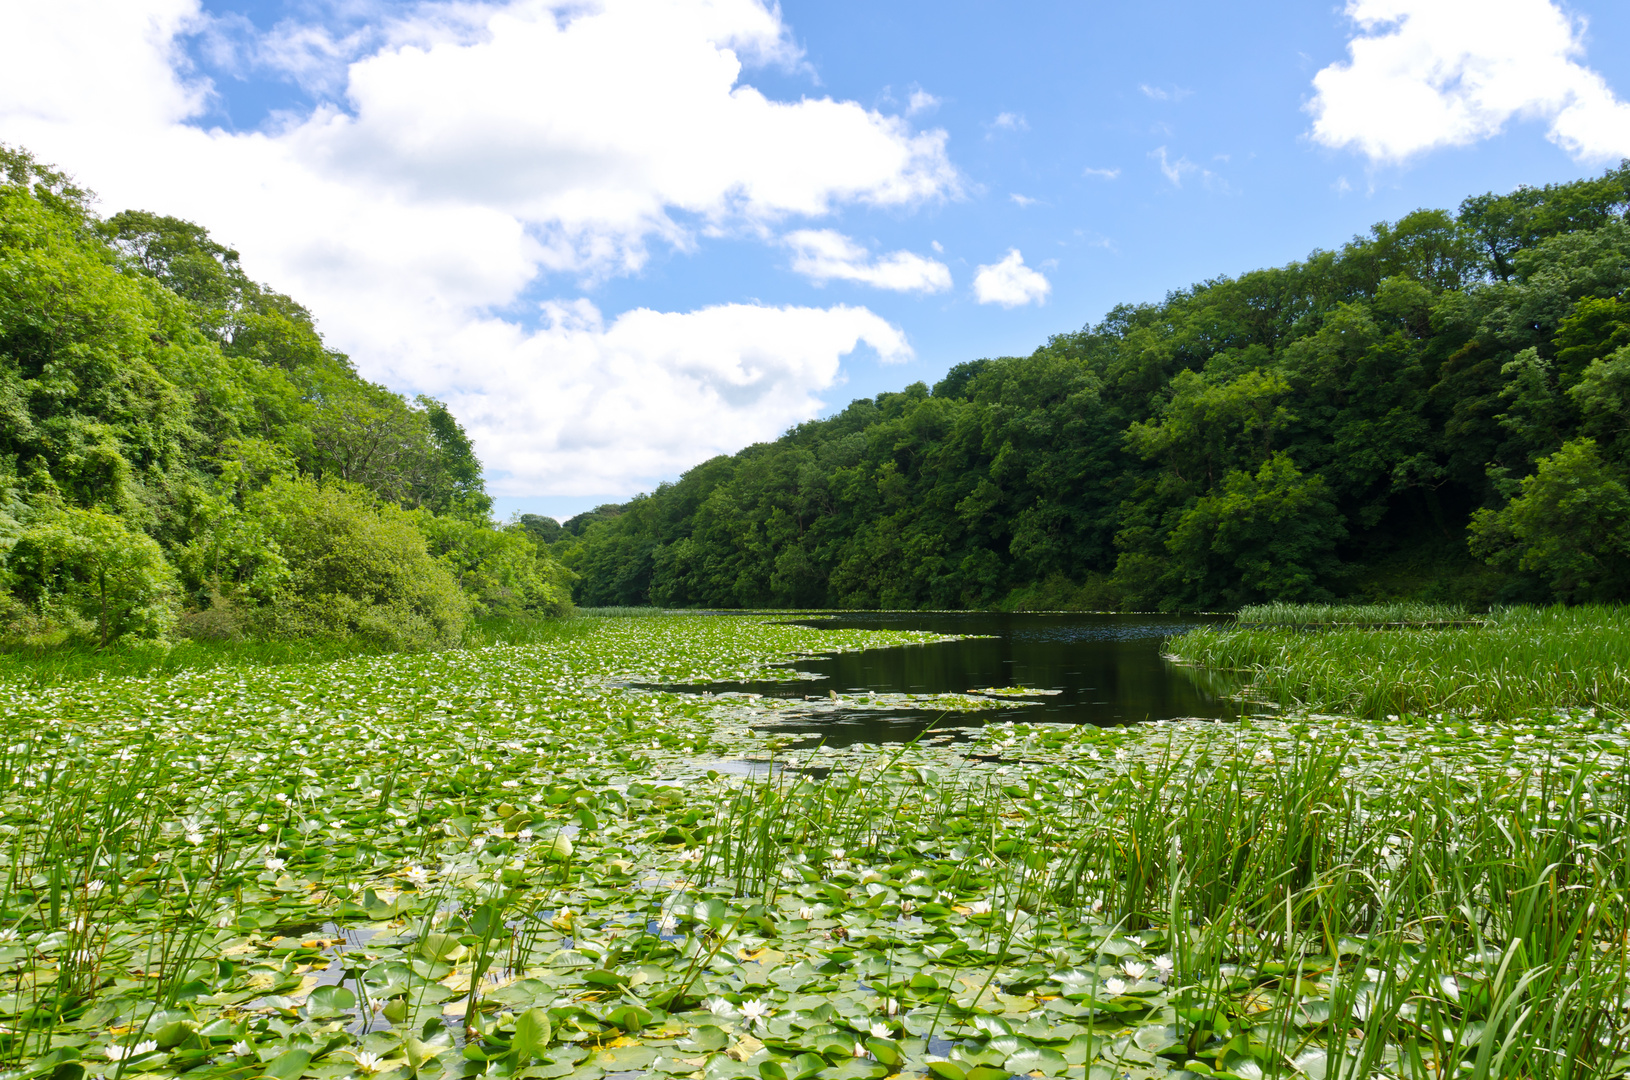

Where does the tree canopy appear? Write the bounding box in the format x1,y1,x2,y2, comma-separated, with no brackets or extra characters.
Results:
559,162,1630,610
0,145,569,646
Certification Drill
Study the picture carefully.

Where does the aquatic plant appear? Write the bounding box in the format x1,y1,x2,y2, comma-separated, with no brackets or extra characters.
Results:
0,612,1625,1078
1174,603,1630,719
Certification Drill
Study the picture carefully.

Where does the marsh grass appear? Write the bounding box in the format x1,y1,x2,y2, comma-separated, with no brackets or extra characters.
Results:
1233,601,1475,626
1177,604,1630,720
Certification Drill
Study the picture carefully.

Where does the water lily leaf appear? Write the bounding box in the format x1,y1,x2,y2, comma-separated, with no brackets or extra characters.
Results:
694,899,728,929
1218,1050,1265,1080
965,1066,1012,1080
307,985,357,1017
683,1026,730,1053
1005,1048,1067,1077
926,1062,967,1080
863,1038,902,1067
266,1049,311,1080
593,1044,657,1070
418,933,467,963
513,1008,553,1065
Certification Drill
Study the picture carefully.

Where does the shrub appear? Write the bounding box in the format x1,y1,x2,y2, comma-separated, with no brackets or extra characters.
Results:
239,477,469,649
4,501,180,644
417,512,574,617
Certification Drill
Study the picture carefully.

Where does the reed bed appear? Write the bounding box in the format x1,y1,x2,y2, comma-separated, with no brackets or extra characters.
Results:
1175,604,1630,720
1233,601,1474,626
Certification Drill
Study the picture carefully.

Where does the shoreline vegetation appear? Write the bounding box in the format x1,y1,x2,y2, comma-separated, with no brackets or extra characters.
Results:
1,607,1627,1079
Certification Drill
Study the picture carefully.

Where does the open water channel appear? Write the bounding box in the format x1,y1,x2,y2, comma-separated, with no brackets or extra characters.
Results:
666,611,1243,745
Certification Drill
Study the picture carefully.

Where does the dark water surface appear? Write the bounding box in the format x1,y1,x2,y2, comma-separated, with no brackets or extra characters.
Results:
667,611,1243,745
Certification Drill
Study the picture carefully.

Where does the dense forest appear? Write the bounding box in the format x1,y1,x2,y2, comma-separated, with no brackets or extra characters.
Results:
558,164,1630,611
0,146,570,648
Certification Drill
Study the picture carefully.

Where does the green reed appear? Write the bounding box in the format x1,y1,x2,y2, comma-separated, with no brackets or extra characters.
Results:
1234,601,1475,626
1175,604,1630,720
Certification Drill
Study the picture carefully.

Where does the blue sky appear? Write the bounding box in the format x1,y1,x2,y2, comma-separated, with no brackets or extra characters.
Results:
4,0,1628,520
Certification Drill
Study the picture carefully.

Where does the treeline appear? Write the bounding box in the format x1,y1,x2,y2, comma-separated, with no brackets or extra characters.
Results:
0,146,570,649
557,164,1630,610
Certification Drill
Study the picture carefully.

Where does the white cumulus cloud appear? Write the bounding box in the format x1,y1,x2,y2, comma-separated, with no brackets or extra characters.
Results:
973,249,1050,308
1308,0,1630,163
451,300,912,494
0,0,956,495
785,230,951,293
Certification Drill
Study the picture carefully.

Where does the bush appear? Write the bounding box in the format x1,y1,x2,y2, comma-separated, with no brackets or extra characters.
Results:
237,477,470,649
416,512,574,617
4,501,180,644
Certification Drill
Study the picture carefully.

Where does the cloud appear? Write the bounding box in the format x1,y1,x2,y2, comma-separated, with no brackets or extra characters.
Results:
1139,83,1193,102
0,0,956,494
1150,146,1198,186
990,111,1028,132
784,229,951,293
451,300,912,494
1082,166,1121,180
1009,193,1039,208
1308,0,1630,163
906,88,941,115
973,249,1050,308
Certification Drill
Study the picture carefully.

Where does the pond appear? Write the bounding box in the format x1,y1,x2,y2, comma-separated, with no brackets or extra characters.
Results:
662,610,1243,745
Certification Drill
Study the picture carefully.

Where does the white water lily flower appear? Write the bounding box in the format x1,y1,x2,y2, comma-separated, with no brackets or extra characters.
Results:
705,996,738,1018
231,1042,254,1058
106,1041,158,1061
966,900,992,915
797,906,815,920
882,997,900,1016
354,1050,385,1073
657,913,679,931
869,1022,891,1038
403,865,431,886
852,1042,869,1058
898,899,917,915
1152,954,1176,981
264,857,287,873
185,831,204,845
739,999,772,1027
1122,960,1148,980
1103,977,1129,996
517,829,534,843
0,928,17,943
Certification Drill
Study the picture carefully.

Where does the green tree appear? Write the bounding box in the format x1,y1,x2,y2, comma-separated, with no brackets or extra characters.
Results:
6,502,180,644
1163,453,1346,608
1469,439,1630,601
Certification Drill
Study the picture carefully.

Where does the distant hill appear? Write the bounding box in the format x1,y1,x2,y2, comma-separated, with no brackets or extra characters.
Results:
559,163,1630,611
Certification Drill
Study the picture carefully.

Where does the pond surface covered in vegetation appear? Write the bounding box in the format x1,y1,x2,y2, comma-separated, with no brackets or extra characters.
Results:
654,613,1240,744
3,612,1627,1080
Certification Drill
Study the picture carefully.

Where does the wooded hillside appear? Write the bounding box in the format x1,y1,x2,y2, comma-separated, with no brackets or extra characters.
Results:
0,146,570,647
560,164,1630,610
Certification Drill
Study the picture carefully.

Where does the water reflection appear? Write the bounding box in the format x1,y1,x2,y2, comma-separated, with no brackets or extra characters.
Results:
665,611,1242,745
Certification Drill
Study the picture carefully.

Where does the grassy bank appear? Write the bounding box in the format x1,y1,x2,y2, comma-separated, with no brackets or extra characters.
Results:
1173,604,1630,721
1,612,1626,1079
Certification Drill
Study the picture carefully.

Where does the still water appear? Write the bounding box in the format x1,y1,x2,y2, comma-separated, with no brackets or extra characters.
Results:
667,611,1242,745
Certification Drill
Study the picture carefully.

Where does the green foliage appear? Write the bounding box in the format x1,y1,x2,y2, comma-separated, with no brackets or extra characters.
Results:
240,477,470,648
1162,452,1346,608
570,163,1630,610
4,501,179,644
1469,439,1630,601
0,143,526,647
417,511,573,617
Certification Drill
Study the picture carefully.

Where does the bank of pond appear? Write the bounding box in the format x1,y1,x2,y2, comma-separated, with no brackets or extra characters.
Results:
1,606,1627,1080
